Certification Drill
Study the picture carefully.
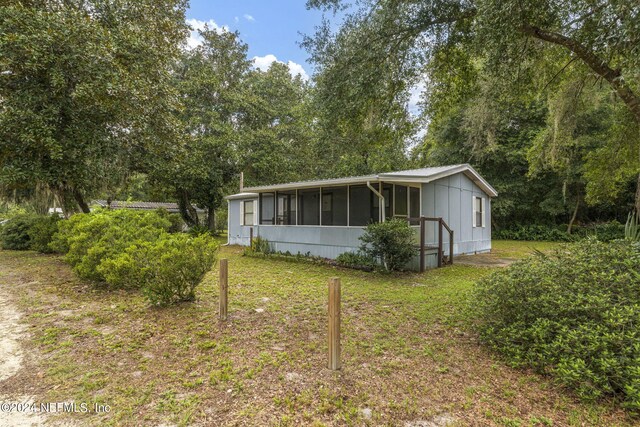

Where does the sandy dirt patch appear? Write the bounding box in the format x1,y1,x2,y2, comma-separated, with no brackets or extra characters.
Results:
0,287,74,427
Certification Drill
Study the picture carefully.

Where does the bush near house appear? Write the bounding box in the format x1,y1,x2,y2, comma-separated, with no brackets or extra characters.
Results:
359,219,415,271
473,239,640,411
335,251,375,269
50,209,217,305
0,214,60,252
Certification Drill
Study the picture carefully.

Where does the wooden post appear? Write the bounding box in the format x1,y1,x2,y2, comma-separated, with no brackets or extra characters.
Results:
419,217,425,273
437,219,443,268
219,258,228,321
328,277,341,370
249,227,253,247
449,230,454,265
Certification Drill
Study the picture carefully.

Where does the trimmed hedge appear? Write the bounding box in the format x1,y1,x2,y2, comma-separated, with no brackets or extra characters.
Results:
359,219,415,271
50,209,217,305
50,209,173,281
473,239,640,411
0,214,60,252
98,234,217,305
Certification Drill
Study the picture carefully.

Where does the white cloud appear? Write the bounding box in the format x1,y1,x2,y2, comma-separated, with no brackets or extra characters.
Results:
234,16,239,23
287,61,309,81
253,54,278,71
252,54,309,81
185,18,228,50
243,14,255,22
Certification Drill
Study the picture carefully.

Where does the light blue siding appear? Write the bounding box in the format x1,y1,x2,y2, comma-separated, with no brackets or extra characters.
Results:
227,196,257,246
422,173,491,255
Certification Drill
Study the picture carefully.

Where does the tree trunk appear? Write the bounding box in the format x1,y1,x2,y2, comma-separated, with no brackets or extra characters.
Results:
207,206,216,232
72,188,91,213
567,197,580,234
177,189,199,227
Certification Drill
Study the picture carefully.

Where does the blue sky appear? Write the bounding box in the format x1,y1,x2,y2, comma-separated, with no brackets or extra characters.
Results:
186,0,326,80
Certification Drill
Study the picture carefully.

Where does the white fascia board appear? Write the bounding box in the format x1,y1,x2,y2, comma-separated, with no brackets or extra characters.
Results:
244,175,379,192
240,164,498,197
380,165,498,197
225,192,259,200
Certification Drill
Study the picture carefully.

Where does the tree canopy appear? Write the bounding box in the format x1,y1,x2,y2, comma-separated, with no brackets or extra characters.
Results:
0,0,188,213
306,0,640,217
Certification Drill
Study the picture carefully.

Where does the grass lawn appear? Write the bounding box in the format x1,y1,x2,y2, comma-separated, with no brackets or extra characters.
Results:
0,239,633,426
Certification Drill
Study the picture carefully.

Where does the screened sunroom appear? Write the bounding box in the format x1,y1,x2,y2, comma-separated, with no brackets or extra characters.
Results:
226,164,497,270
255,183,420,227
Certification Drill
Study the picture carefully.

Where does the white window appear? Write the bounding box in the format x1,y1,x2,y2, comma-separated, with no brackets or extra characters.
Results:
473,196,485,228
241,200,255,226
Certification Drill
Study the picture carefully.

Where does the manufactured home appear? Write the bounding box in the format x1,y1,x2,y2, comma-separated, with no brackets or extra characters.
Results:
225,164,497,270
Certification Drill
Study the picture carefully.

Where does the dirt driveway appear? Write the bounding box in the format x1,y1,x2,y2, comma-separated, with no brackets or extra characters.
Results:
0,275,75,427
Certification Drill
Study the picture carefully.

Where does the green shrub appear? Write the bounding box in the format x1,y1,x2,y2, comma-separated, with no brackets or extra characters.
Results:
246,236,271,255
28,215,61,253
99,234,218,305
591,221,625,242
493,224,575,241
50,209,171,281
473,239,640,411
0,214,36,250
494,222,626,242
359,219,415,271
335,251,375,269
188,224,211,236
0,214,60,252
153,208,184,233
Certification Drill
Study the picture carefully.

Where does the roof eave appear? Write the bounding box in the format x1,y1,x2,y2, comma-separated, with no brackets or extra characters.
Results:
239,164,498,197
243,175,380,192
225,192,259,200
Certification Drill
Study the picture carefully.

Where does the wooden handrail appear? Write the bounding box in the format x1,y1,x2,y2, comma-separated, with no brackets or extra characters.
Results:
404,216,454,270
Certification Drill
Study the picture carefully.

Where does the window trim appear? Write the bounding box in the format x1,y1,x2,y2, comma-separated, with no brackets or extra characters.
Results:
473,196,485,228
241,199,256,226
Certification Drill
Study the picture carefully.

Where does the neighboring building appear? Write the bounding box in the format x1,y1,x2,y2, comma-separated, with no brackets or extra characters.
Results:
92,200,205,216
225,164,497,270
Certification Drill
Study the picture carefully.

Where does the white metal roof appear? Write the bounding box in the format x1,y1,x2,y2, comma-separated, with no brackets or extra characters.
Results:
228,164,497,198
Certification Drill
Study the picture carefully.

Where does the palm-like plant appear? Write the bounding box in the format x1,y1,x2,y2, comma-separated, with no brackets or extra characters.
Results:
625,212,640,241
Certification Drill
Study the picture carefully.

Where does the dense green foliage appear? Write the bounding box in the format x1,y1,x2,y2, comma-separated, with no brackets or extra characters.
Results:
247,236,271,255
50,209,216,305
494,222,625,242
154,27,317,230
99,234,217,305
0,214,36,250
335,251,375,269
474,240,640,411
50,210,172,280
359,219,415,271
0,214,60,252
27,215,61,253
0,0,188,213
306,0,640,226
